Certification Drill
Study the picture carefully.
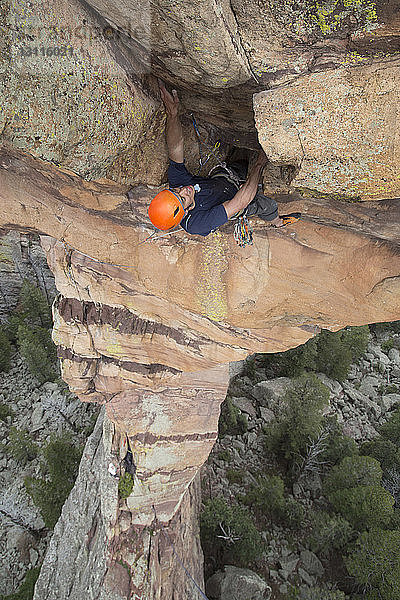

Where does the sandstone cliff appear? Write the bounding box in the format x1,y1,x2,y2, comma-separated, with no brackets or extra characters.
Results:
1,0,400,596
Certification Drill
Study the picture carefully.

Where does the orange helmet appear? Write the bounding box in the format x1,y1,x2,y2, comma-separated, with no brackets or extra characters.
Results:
148,189,185,230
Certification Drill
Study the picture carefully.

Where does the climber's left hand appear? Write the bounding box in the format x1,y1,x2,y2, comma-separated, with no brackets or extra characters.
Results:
159,80,180,118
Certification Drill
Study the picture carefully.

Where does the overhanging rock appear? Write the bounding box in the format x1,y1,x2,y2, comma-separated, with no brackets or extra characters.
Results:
254,57,400,200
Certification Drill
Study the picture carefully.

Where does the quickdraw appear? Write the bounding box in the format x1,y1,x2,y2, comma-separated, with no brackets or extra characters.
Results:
190,113,222,172
234,214,253,247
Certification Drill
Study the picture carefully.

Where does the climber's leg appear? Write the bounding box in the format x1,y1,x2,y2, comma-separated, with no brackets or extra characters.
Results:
244,187,279,222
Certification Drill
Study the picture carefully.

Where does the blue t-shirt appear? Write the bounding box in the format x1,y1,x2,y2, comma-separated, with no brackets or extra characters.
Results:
167,159,238,236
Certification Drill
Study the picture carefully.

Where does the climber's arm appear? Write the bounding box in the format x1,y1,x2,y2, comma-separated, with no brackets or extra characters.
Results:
159,81,184,163
222,152,268,218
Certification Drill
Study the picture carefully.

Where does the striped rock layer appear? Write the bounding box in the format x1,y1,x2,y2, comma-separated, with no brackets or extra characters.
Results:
2,145,400,527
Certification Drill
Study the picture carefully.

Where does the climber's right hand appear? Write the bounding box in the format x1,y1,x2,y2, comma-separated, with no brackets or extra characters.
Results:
158,80,180,118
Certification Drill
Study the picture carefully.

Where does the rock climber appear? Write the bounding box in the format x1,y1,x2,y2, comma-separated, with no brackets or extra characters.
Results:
147,81,300,236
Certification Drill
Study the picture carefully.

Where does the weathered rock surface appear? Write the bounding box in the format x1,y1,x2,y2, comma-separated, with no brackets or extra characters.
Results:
0,232,56,323
0,352,98,596
206,565,271,600
2,0,400,596
1,142,400,529
254,57,400,200
34,409,205,600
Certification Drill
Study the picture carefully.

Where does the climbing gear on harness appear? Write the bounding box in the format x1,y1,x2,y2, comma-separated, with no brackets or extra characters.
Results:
148,189,186,230
273,212,301,227
190,113,222,173
208,162,245,189
234,213,253,247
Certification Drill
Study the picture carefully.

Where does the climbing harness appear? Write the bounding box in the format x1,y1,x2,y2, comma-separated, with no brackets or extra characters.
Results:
190,113,222,173
234,213,253,247
208,162,243,189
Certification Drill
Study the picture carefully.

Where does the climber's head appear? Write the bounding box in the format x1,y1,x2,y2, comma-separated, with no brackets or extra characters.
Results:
148,186,195,230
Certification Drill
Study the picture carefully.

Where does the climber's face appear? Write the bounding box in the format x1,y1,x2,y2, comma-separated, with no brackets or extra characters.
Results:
172,185,195,210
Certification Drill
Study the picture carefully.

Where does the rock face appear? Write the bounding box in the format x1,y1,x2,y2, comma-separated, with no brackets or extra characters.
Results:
0,232,57,323
254,57,400,200
1,143,400,530
1,0,400,596
34,409,205,600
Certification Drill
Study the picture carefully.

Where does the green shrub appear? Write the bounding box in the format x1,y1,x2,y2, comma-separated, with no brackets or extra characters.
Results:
259,336,318,378
288,585,346,600
389,508,400,529
314,329,353,381
24,435,82,529
323,456,382,495
244,475,304,529
0,327,12,373
346,528,400,600
242,356,258,381
382,339,395,353
18,279,52,328
17,323,58,384
378,383,400,396
42,435,82,486
243,474,285,517
6,428,39,465
0,403,14,423
226,468,244,484
371,320,400,334
1,566,41,600
258,325,369,381
265,373,329,466
281,496,305,529
319,416,358,466
328,485,394,530
313,326,369,381
118,473,134,499
3,314,25,345
200,496,263,567
217,449,231,462
380,409,400,446
308,511,354,557
340,325,370,363
219,397,247,436
360,438,400,474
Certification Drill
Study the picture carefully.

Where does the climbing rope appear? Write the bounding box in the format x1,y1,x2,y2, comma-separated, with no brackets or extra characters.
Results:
234,214,253,247
151,505,211,600
190,113,222,174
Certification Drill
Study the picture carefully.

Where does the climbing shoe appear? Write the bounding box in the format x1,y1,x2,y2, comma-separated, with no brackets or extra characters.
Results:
273,212,301,227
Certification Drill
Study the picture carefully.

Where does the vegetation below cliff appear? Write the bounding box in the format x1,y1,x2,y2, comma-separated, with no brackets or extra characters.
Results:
0,280,99,599
201,322,400,600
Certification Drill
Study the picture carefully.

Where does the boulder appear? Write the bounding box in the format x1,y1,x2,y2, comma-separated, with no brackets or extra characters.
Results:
300,550,324,578
259,407,275,423
206,566,271,600
30,404,44,429
315,374,343,397
345,388,368,405
254,59,400,201
252,378,292,405
381,394,400,412
369,345,391,365
391,368,400,379
231,397,257,418
342,420,363,441
298,567,314,586
388,348,400,365
358,381,379,400
279,554,299,579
